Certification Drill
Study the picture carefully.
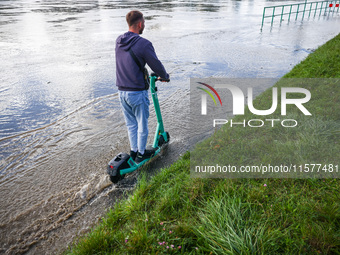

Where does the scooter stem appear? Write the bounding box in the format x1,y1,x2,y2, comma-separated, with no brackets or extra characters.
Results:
150,76,166,148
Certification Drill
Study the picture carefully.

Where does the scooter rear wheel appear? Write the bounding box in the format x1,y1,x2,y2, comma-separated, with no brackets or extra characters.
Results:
110,173,125,184
110,175,120,184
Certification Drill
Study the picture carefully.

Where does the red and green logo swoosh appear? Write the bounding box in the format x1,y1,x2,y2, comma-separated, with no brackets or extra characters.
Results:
197,82,222,106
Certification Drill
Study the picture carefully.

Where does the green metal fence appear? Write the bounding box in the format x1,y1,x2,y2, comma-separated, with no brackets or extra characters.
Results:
261,0,340,29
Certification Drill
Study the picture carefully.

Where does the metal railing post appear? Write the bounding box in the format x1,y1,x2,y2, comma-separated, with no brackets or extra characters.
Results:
271,7,276,26
331,1,336,16
302,0,307,20
314,2,318,17
308,2,313,18
319,1,324,16
296,4,301,20
288,4,293,21
261,7,266,30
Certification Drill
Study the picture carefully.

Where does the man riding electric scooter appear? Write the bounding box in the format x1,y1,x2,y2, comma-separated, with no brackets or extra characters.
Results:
115,10,169,164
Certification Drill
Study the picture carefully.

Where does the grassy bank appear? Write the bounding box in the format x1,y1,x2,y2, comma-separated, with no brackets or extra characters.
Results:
66,34,340,254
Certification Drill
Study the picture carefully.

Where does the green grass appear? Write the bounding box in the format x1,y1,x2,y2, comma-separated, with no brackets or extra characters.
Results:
65,33,340,254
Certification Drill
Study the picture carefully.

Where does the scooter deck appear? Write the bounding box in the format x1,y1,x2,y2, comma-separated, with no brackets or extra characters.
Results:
120,146,162,175
107,143,168,184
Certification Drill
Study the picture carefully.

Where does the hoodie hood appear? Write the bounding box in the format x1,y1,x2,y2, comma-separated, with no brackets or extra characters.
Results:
116,31,141,51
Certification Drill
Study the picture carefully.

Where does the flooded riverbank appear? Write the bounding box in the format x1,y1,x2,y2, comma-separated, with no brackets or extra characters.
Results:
0,0,339,254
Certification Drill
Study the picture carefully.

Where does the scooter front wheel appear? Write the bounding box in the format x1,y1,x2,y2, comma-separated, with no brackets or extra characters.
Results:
158,132,170,147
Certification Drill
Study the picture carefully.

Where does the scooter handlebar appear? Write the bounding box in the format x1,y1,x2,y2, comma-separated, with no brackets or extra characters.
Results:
151,73,170,82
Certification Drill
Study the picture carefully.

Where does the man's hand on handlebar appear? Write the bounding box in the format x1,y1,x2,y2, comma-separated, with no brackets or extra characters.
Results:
151,73,170,82
158,77,170,82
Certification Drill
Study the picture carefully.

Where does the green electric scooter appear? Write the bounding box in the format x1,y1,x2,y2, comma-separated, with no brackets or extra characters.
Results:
107,74,170,184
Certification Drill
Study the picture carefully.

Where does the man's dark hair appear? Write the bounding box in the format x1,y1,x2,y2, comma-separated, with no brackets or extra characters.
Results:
126,10,143,27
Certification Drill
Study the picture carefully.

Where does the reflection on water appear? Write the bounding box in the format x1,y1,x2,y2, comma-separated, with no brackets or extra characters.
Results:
0,0,339,254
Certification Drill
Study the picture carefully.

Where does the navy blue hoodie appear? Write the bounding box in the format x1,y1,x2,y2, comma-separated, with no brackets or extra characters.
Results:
115,31,169,91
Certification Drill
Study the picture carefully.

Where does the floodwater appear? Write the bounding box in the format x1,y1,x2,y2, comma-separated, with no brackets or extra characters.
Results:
0,0,339,254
